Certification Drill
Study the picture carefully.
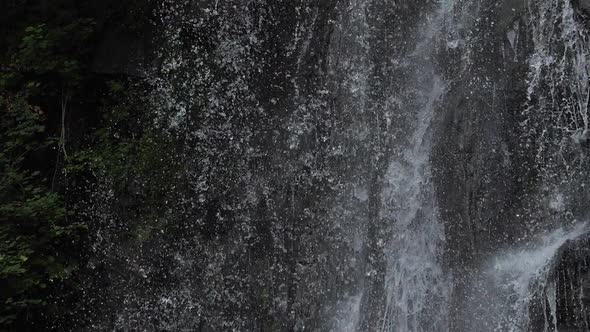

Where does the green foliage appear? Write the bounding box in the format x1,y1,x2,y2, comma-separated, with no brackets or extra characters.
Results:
0,1,156,330
0,8,99,330
0,94,83,329
1,19,96,94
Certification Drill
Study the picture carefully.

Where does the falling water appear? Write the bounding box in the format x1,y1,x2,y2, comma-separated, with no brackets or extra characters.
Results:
377,2,455,331
526,0,590,142
82,0,590,331
381,74,449,332
329,1,455,330
463,223,589,332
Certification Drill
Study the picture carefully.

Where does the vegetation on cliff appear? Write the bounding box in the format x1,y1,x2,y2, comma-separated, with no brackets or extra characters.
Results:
0,1,154,330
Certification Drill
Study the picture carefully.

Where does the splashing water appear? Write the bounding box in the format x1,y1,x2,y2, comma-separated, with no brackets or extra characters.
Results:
380,76,449,332
84,0,590,330
463,223,589,332
379,2,458,331
525,0,590,156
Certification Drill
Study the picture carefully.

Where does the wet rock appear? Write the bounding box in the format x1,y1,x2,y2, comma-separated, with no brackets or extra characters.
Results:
529,235,590,331
495,0,527,32
579,0,590,14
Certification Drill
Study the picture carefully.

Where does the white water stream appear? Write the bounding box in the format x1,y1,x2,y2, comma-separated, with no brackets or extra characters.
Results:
464,223,588,332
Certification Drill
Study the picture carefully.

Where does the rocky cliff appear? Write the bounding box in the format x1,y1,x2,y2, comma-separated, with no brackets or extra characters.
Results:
73,0,590,331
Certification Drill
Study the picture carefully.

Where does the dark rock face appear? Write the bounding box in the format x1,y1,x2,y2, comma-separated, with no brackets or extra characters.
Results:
577,0,590,14
433,0,530,265
431,0,590,329
85,0,447,330
431,2,533,327
92,23,154,76
528,236,590,331
82,0,590,331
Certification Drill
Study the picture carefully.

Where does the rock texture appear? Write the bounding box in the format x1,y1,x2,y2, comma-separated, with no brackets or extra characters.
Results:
81,0,590,331
431,0,590,329
529,235,590,331
578,0,590,14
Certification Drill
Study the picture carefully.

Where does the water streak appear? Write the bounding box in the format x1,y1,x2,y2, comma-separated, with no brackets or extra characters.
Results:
465,223,588,332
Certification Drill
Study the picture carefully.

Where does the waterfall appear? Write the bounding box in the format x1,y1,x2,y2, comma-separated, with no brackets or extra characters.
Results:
381,75,449,332
380,14,451,330
328,1,454,330
450,0,590,330
81,0,590,331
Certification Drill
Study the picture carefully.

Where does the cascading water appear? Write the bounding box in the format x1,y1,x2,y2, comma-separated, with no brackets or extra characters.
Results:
373,0,590,330
381,74,449,332
328,1,454,330
462,223,589,332
446,0,590,330
82,0,590,331
380,10,451,330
